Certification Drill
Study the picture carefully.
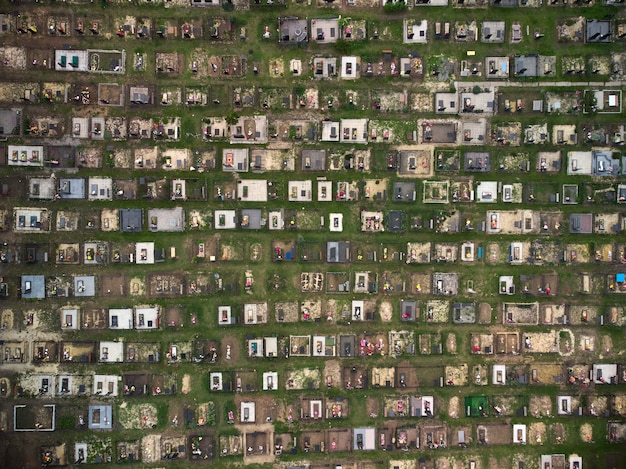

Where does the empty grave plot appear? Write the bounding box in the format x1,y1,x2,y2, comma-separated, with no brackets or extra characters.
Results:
113,179,137,199
286,368,321,390
380,243,403,263
528,395,552,418
498,151,530,172
423,180,449,203
407,242,431,264
212,272,238,294
491,395,528,417
259,87,292,110
110,241,135,265
301,272,324,293
99,83,123,106
396,364,419,389
61,341,97,362
524,331,558,354
410,272,431,294
287,208,322,230
81,308,108,330
148,272,185,297
243,428,271,456
472,364,489,386
372,89,408,112
355,300,378,322
454,303,476,324
411,365,444,388
380,271,405,294
234,370,258,392
503,303,539,325
214,179,237,200
220,55,243,77
568,305,599,325
187,210,211,230
272,240,296,262
435,150,460,172
530,362,563,386
331,300,352,324
275,301,299,323
326,272,350,293
164,305,186,328
118,403,158,429
220,237,245,261
433,272,458,295
233,86,256,108
126,343,159,363
450,180,473,203
492,123,522,147
219,434,242,457
419,333,443,355
300,300,322,322
299,241,323,262
495,332,519,354
322,359,342,388
478,423,511,445
379,300,393,322
123,372,151,395
189,433,215,461
388,330,415,356
187,273,212,295
342,365,368,389
425,300,450,323
156,52,182,74
566,243,591,264
519,273,559,296
384,395,410,418
14,404,55,431
445,364,468,386
99,274,127,297
152,373,177,396
0,46,26,70
140,178,168,201
371,367,395,389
